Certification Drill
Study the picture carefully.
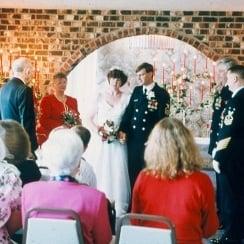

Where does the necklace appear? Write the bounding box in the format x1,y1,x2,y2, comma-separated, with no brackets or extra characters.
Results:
55,94,67,103
105,91,122,107
51,175,77,183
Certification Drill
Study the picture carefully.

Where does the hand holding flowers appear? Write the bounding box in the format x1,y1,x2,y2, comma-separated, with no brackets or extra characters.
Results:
62,110,81,128
98,120,118,143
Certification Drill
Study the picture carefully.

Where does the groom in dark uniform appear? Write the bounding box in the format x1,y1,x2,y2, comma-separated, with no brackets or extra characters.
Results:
119,62,170,190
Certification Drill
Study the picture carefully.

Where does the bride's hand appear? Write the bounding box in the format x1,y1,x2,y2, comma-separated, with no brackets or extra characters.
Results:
117,131,126,144
98,126,109,141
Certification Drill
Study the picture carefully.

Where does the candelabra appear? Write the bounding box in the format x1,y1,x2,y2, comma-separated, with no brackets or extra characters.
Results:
153,51,217,137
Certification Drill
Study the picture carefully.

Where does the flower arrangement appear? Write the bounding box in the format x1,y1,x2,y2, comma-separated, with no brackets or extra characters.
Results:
98,120,118,143
167,82,195,122
147,91,158,111
163,71,216,137
62,110,80,128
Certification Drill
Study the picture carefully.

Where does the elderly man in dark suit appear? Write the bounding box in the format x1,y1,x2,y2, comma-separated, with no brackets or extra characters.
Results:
212,65,244,243
119,62,170,190
0,57,38,153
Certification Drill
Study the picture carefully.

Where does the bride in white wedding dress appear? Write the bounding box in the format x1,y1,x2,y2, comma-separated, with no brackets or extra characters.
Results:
84,69,131,217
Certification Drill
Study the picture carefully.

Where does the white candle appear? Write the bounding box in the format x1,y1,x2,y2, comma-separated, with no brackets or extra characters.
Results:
162,63,165,84
213,62,216,81
201,81,204,102
189,86,193,106
193,55,197,74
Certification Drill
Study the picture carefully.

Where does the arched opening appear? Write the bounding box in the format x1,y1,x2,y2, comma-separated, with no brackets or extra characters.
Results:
61,27,220,73
66,34,219,139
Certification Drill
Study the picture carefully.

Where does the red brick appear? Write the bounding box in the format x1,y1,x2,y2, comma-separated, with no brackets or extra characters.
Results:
0,7,241,78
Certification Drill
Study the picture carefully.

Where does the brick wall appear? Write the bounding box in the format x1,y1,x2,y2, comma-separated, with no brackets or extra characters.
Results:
0,8,243,82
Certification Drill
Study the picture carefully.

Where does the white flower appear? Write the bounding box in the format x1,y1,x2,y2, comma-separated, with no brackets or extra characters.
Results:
104,123,115,133
147,91,155,100
100,120,119,143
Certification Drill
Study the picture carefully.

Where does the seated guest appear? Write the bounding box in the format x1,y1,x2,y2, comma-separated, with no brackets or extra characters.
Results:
72,125,97,188
21,128,112,244
0,133,22,244
36,72,81,145
0,120,41,186
132,118,219,243
72,125,116,234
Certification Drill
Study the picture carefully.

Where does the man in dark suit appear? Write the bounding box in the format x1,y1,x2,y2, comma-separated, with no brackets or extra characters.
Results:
0,57,38,153
119,62,170,190
212,65,244,243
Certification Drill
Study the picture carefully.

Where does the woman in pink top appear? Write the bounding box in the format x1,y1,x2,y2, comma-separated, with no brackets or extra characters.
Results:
132,118,219,244
22,128,112,244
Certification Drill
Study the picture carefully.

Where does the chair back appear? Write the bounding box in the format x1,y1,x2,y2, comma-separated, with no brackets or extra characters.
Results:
115,213,176,244
23,208,84,244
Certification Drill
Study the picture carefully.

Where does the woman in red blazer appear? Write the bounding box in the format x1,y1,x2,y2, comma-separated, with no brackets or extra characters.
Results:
132,118,219,244
36,72,80,145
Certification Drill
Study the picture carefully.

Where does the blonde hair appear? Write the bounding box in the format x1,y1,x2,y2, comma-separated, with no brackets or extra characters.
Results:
144,118,202,179
0,120,31,163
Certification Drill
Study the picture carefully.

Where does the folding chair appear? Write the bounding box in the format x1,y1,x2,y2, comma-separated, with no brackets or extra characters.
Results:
23,208,84,244
115,213,176,244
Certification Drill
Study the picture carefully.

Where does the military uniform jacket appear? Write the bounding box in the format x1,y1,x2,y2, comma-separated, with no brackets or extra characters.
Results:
0,77,38,151
214,87,244,192
208,86,232,155
119,83,170,142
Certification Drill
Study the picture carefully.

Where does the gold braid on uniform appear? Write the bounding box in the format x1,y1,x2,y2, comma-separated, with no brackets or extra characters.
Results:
216,137,231,151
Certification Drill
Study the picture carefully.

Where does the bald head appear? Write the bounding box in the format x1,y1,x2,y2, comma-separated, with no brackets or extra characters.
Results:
12,57,33,84
226,65,244,92
216,57,239,86
217,57,238,70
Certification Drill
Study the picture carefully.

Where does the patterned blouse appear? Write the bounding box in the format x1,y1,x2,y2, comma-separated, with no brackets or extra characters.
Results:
0,162,22,244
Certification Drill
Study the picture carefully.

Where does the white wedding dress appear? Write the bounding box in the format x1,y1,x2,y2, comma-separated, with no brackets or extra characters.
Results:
84,93,131,217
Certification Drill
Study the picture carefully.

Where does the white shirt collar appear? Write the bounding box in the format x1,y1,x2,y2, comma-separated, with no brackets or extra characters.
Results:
232,86,244,97
143,82,155,93
13,76,26,85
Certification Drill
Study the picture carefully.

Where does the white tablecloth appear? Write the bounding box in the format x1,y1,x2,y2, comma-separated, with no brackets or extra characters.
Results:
194,137,212,168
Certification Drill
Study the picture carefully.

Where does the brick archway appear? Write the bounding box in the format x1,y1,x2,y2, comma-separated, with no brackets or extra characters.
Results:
61,27,220,73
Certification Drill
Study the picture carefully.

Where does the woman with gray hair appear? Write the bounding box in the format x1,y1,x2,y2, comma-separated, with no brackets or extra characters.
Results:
71,125,97,188
21,128,112,244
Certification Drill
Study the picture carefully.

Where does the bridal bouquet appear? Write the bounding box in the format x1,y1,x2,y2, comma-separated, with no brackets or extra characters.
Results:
98,120,118,143
62,110,80,128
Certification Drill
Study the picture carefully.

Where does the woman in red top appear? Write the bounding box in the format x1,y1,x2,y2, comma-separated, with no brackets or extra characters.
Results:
132,118,219,244
36,72,80,145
